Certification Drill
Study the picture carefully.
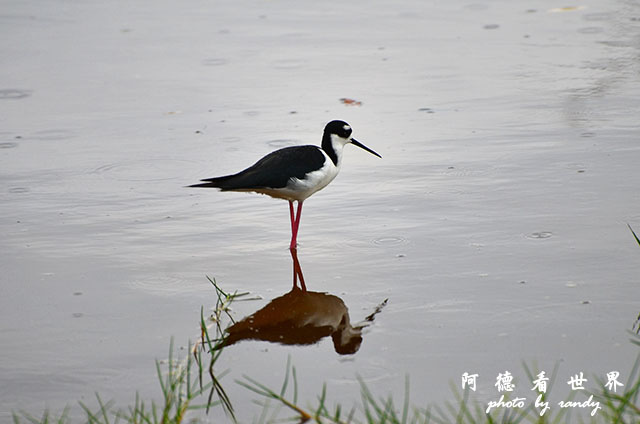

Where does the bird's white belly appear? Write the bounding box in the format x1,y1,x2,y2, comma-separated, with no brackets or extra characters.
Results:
260,158,337,201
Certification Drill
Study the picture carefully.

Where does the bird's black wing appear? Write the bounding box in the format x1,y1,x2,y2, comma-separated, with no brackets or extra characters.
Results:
189,145,326,190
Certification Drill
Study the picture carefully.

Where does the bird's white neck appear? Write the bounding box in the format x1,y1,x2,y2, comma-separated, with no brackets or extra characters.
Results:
321,133,349,167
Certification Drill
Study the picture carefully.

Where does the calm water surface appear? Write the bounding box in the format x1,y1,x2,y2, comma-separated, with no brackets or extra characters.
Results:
1,0,639,421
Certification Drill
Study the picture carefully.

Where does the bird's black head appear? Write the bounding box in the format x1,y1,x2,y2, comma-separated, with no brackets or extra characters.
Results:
324,120,352,139
322,119,382,160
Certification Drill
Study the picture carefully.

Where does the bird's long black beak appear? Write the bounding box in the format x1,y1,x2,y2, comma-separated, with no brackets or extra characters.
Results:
350,138,382,158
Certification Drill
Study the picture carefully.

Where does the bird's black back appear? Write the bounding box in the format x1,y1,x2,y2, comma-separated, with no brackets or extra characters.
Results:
190,145,326,190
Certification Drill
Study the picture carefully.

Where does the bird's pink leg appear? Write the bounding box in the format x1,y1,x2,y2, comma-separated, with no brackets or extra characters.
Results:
288,200,295,234
289,201,303,250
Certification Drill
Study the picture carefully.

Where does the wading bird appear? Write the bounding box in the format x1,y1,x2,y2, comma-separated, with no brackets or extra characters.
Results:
189,120,381,249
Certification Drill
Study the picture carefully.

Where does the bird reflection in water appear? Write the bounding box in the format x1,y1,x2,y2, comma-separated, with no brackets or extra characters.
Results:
223,248,386,355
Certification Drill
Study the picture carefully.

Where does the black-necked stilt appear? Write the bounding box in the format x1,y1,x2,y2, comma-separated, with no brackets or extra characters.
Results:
189,120,381,249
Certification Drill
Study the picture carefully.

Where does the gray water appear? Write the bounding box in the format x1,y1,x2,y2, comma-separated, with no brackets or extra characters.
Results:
1,0,639,422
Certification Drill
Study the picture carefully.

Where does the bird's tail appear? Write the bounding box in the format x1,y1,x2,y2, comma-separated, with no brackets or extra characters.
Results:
187,174,251,190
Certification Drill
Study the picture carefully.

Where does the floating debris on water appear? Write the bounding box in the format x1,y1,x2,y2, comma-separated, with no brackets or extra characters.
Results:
340,98,362,106
548,6,587,13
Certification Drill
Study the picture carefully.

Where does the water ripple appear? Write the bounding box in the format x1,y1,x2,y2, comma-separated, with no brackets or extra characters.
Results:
90,158,200,182
0,88,31,100
526,231,553,240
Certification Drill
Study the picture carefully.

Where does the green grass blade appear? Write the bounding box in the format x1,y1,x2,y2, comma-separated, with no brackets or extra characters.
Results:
628,224,640,246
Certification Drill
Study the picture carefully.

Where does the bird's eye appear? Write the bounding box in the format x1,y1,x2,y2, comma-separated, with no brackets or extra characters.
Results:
343,125,351,131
